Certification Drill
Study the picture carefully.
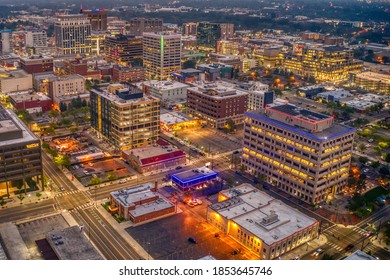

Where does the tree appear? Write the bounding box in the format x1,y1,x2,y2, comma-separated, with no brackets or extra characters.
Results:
358,156,368,164
106,173,117,181
36,192,42,200
358,143,366,152
17,194,25,204
48,109,60,122
90,177,102,186
385,153,390,163
274,89,283,97
348,177,358,186
226,178,234,188
0,196,6,207
379,166,390,178
371,161,380,169
59,102,67,112
54,154,71,170
225,118,236,133
16,109,33,125
182,59,196,69
69,126,79,133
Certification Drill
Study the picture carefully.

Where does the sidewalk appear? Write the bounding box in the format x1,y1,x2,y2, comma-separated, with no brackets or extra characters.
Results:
1,190,53,210
280,234,328,260
94,199,151,260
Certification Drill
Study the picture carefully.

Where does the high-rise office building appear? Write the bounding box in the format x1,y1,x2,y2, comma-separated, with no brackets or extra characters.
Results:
186,81,248,128
283,45,363,82
20,55,53,74
182,22,198,36
25,30,48,48
242,104,355,204
143,32,181,80
197,22,234,49
90,84,160,150
127,18,163,36
0,106,43,196
104,34,143,66
82,9,108,31
1,30,12,54
54,14,92,55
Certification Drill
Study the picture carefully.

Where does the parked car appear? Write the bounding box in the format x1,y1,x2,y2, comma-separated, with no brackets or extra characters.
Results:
119,179,127,184
188,237,197,244
60,186,65,191
231,249,240,255
175,166,183,170
313,248,324,256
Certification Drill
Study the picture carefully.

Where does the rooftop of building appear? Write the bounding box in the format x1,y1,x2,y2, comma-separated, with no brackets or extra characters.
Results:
342,100,377,109
92,85,159,105
210,184,318,246
142,31,181,38
197,63,234,70
160,111,194,125
123,140,186,167
128,194,174,218
110,182,157,207
140,80,189,90
344,250,377,260
188,81,248,99
20,55,53,61
0,69,30,79
354,71,390,83
356,93,390,103
49,74,84,82
8,91,51,102
298,85,325,91
267,104,331,121
0,107,39,147
172,167,218,184
246,105,355,141
317,90,353,99
47,226,103,260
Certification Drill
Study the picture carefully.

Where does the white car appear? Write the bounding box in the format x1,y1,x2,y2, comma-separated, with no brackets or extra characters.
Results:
119,179,127,184
313,248,323,256
195,199,202,205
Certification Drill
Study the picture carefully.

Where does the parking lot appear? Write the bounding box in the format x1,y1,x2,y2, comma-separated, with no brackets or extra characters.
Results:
72,159,135,186
126,201,258,260
16,214,69,260
176,127,242,154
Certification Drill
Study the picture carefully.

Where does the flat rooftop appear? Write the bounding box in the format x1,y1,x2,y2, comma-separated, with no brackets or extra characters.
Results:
110,183,157,208
47,226,103,260
129,195,174,218
141,80,189,91
344,250,376,260
8,91,51,102
160,112,193,125
91,87,158,105
211,184,318,246
0,70,30,79
172,167,217,184
355,72,390,83
188,82,248,99
123,144,185,166
0,107,38,146
317,90,353,99
268,104,331,121
246,109,354,141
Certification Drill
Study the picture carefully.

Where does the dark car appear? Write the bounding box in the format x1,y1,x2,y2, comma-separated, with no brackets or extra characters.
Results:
175,166,183,170
188,237,197,244
231,249,240,255
233,151,240,154
344,244,354,251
